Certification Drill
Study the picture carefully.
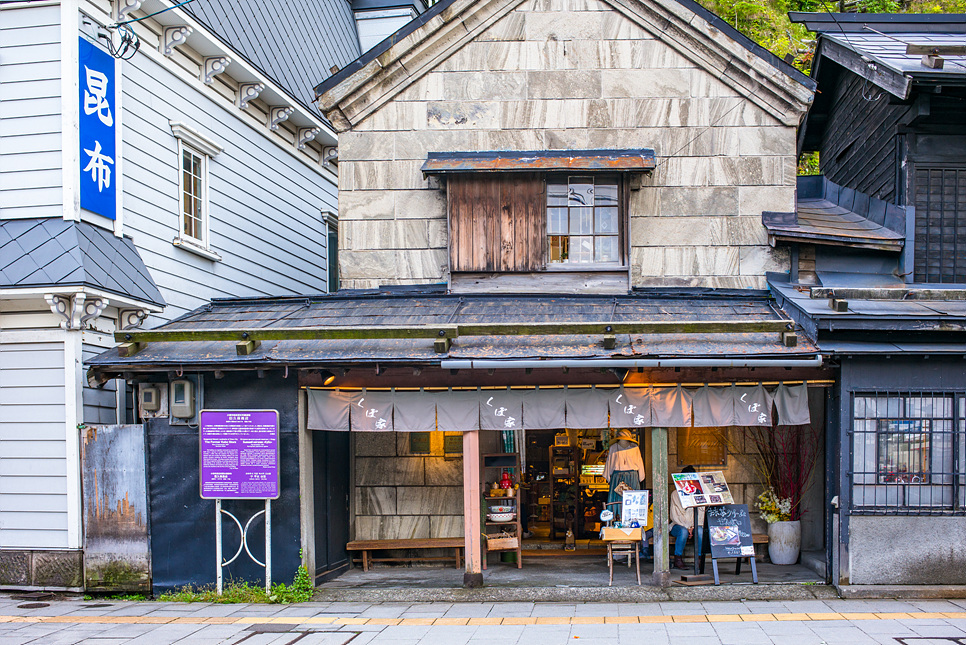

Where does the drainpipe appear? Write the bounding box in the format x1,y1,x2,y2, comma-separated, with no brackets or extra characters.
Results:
440,356,824,370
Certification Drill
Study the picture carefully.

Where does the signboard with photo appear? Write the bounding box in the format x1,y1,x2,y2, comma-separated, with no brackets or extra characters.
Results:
621,490,650,528
672,470,734,508
703,504,755,559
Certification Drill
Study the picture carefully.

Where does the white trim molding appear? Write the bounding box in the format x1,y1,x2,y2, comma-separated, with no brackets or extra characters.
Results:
118,308,151,330
297,127,321,150
116,0,143,22
270,106,294,131
162,25,192,56
237,82,264,109
44,292,110,330
169,121,223,157
202,56,231,85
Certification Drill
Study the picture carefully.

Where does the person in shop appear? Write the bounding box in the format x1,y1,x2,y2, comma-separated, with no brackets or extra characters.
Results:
670,465,705,570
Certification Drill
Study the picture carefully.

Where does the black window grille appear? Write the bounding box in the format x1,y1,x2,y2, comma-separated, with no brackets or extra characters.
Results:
850,392,965,515
913,167,966,284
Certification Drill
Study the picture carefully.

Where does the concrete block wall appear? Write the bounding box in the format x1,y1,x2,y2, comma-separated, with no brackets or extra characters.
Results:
336,0,797,289
353,432,464,540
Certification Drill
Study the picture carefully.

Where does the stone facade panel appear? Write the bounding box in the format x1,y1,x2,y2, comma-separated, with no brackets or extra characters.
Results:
427,101,500,129
355,515,430,540
339,190,395,222
394,130,481,160
523,11,604,40
425,457,463,485
355,487,397,515
658,186,738,217
737,126,795,157
430,515,465,538
31,550,83,588
355,456,425,486
394,189,448,220
342,219,431,251
601,69,691,99
739,244,788,275
600,12,653,40
355,432,397,457
338,131,395,162
477,11,526,42
738,185,795,215
441,71,528,101
526,70,601,99
396,486,463,515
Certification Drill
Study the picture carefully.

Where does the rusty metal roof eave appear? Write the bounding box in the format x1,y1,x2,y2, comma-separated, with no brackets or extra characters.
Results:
767,231,904,252
87,331,820,376
420,149,657,175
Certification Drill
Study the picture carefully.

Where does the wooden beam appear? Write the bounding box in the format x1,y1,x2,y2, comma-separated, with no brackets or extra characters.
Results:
821,39,910,100
236,339,261,356
118,342,144,357
651,427,670,587
115,320,792,344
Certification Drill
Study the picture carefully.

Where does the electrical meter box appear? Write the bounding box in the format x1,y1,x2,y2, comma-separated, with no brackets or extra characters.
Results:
170,379,195,419
139,385,160,412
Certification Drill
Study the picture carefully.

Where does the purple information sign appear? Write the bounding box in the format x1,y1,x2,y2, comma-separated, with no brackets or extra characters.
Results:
200,410,279,499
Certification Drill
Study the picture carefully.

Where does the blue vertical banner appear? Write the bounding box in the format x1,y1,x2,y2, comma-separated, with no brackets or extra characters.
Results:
78,37,116,220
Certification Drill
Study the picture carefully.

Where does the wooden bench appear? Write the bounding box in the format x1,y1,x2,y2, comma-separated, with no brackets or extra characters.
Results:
346,538,465,572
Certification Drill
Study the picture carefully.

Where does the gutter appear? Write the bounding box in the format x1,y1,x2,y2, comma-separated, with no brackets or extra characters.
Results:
440,356,824,370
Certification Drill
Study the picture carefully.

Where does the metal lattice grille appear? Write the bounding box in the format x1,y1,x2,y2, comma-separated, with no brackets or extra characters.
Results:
851,392,965,515
914,167,966,284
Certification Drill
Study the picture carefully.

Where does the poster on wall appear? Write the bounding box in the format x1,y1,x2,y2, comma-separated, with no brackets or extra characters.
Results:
672,470,734,508
199,410,279,499
78,37,117,220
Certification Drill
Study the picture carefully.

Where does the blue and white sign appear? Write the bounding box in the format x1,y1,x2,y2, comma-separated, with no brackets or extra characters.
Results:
79,37,116,220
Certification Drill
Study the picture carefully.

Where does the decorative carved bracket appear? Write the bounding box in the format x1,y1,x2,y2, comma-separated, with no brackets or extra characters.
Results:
269,106,294,131
237,83,264,110
119,308,150,330
116,0,143,22
202,56,231,84
162,26,192,56
322,146,339,165
297,127,320,150
45,293,109,330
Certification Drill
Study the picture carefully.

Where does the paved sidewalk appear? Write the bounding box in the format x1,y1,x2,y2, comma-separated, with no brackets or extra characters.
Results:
1,595,965,644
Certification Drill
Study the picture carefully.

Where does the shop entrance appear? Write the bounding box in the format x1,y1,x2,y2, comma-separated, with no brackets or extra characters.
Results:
519,429,646,546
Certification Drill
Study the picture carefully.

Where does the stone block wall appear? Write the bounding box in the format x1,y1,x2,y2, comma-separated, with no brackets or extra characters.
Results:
353,432,464,540
0,549,83,590
335,0,798,290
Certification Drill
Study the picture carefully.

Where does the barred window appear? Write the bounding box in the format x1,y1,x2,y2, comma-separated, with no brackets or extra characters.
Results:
851,392,965,515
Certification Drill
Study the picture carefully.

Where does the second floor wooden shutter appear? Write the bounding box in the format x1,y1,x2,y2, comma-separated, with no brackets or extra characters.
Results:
448,173,545,272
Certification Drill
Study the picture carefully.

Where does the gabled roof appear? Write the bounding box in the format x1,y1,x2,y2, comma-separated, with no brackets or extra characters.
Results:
183,0,362,120
315,0,816,131
763,175,906,251
790,13,966,100
0,218,165,308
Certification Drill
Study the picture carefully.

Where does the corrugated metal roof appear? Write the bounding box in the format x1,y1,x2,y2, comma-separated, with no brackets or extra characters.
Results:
88,291,817,368
184,0,362,120
0,218,165,307
763,176,905,250
770,280,966,322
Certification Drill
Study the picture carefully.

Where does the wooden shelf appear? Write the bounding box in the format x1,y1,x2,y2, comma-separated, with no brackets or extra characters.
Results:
481,451,523,570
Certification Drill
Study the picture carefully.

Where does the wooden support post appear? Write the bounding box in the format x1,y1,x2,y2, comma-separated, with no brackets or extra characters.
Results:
651,427,670,587
236,339,261,356
117,342,144,357
462,429,483,587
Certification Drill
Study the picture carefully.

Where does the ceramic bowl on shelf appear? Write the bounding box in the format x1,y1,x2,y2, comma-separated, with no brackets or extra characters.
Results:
489,505,513,514
487,512,516,523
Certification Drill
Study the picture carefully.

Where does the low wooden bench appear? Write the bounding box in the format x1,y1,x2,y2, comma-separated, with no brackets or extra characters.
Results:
346,538,465,572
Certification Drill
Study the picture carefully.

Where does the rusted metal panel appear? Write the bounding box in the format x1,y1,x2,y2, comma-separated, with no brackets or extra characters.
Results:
81,424,151,593
422,149,656,174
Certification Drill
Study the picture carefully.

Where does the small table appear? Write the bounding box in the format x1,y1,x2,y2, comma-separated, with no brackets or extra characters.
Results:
606,541,641,586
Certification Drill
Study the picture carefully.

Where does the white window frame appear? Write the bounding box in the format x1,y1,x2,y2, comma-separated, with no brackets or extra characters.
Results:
170,121,223,261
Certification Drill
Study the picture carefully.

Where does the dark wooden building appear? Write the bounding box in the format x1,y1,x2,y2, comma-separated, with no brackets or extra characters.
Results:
770,14,966,594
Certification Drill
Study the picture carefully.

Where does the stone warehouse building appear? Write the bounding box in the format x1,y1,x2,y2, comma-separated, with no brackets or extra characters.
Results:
89,0,832,591
319,0,814,292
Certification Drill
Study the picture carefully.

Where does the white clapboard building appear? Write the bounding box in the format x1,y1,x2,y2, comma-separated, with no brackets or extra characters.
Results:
0,0,386,589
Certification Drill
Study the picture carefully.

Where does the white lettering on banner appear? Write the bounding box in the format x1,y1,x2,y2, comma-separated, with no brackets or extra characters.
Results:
82,140,114,191
615,393,624,405
365,408,377,418
357,397,365,407
740,392,748,402
633,414,646,426
504,416,516,428
495,407,507,417
623,404,636,415
486,397,494,407
758,412,768,424
375,418,388,430
84,66,113,127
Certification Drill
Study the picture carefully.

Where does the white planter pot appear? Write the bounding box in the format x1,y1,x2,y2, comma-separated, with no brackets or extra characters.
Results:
767,520,801,565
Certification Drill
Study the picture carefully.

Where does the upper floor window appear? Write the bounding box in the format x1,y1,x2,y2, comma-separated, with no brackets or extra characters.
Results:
547,176,620,265
169,121,223,260
180,144,207,245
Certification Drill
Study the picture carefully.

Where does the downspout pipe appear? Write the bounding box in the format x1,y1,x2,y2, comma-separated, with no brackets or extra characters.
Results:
439,356,824,370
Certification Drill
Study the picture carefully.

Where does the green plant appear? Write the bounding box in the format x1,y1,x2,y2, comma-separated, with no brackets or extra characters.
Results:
159,566,313,604
756,487,793,524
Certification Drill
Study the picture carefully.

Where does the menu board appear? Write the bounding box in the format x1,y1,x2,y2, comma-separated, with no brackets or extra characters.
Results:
672,470,734,508
704,504,755,559
621,490,650,528
200,410,279,500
